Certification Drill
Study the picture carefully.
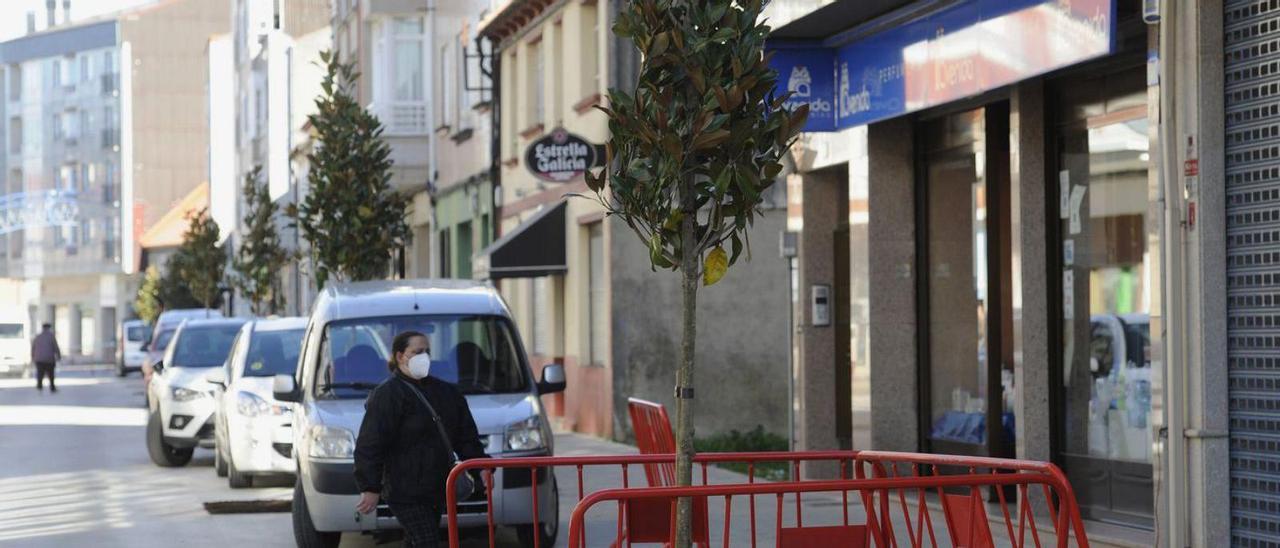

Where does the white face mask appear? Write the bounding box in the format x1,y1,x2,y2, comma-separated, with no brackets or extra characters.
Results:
406,352,432,379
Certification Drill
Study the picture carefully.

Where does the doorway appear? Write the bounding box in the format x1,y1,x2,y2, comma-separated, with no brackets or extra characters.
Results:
918,103,1015,459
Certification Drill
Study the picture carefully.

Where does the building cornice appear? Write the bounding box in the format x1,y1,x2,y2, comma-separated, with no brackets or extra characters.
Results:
477,0,566,47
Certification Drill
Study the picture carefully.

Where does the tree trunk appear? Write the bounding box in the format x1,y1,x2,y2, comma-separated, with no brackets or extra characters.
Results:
673,196,699,548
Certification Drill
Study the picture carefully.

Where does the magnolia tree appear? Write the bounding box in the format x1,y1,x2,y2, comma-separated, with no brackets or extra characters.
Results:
582,0,807,543
288,51,411,288
233,166,293,315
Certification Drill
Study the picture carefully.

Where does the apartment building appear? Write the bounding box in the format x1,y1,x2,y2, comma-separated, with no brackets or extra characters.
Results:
0,0,225,362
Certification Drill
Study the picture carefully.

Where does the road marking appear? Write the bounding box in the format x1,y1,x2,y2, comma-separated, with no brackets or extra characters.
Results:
0,405,146,426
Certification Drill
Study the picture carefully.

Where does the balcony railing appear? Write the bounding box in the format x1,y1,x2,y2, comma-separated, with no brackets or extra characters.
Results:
371,102,429,135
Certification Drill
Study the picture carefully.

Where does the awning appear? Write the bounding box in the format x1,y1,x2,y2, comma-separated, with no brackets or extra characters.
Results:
473,200,567,280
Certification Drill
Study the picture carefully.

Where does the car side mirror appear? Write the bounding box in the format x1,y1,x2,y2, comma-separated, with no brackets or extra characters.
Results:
205,369,227,388
537,364,566,395
153,361,164,374
140,342,149,352
273,374,301,403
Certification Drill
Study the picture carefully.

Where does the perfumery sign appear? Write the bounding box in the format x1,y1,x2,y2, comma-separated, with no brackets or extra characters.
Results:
525,128,603,183
767,0,1115,132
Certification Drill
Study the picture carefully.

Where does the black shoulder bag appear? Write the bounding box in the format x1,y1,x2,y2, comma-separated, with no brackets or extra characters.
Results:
399,378,478,502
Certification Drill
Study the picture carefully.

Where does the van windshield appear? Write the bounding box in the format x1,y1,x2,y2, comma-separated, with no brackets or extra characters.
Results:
316,315,529,399
0,324,22,339
126,325,149,342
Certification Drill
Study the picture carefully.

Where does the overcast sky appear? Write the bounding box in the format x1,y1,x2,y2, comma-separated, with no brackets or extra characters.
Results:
0,0,160,42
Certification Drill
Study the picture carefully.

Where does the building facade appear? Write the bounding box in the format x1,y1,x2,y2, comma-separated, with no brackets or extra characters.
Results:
213,0,329,318
476,0,792,440
0,0,226,362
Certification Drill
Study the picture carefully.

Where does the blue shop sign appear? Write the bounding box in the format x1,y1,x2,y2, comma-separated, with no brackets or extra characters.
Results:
768,0,1115,132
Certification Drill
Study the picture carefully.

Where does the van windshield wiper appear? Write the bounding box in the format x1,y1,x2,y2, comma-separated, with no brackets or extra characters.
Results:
320,382,380,391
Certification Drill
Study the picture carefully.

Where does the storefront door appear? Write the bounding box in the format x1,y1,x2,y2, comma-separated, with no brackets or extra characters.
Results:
919,104,1015,459
1052,69,1153,528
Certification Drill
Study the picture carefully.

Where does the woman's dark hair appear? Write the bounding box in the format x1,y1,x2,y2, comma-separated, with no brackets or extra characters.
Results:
387,330,428,372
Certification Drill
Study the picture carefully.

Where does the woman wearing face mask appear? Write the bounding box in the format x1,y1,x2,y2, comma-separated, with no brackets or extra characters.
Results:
353,330,487,547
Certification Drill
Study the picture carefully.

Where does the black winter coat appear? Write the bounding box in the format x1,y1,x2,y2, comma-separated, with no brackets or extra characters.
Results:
353,373,487,504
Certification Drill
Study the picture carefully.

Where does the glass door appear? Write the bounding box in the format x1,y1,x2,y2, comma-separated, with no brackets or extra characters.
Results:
919,104,1014,458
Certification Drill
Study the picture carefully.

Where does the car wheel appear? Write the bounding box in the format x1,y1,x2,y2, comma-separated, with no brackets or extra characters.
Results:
228,454,252,488
516,475,559,547
214,441,228,477
146,410,193,467
293,477,340,548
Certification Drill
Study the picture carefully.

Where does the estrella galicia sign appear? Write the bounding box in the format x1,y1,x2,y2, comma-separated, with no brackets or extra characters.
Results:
525,128,601,183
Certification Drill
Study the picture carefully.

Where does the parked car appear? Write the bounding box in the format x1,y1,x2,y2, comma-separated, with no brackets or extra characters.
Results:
275,280,566,548
117,319,150,377
146,317,246,467
205,317,306,488
142,309,222,403
0,320,29,378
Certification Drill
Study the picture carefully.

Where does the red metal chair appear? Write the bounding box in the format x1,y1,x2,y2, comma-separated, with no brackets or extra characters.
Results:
626,398,709,547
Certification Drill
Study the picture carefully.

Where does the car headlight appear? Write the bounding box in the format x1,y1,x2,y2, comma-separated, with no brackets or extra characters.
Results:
171,386,206,402
309,425,355,459
505,416,546,452
236,391,286,417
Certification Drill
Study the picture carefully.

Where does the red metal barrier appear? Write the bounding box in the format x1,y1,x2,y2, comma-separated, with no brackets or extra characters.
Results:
628,398,677,487
443,450,861,548
565,465,1088,548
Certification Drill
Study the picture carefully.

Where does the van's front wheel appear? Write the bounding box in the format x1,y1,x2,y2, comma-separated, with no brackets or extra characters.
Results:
292,478,340,548
516,476,559,547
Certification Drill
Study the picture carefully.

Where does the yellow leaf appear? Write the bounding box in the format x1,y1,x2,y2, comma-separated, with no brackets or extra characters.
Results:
703,246,728,286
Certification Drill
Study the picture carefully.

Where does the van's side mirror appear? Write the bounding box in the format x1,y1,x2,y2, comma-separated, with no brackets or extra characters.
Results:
205,369,227,388
273,374,301,403
537,364,566,395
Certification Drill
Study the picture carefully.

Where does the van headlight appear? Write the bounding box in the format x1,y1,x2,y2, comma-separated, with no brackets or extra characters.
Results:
171,386,206,402
309,425,355,459
504,416,546,452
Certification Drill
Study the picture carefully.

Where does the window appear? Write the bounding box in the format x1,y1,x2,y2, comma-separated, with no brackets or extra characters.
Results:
392,17,425,102
587,223,606,365
52,60,61,87
439,227,452,278
314,315,529,399
81,163,93,192
7,117,20,153
80,53,91,82
79,109,91,138
552,22,563,123
527,39,544,128
58,164,77,191
8,64,20,101
502,50,517,157
581,3,600,99
103,161,117,203
53,113,63,140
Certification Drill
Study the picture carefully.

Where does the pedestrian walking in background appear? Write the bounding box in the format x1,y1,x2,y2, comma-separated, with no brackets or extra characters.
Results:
353,330,488,548
31,323,61,392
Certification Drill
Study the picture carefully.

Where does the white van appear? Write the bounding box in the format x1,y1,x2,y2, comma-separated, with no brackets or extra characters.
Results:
118,319,150,377
274,280,566,548
0,320,29,377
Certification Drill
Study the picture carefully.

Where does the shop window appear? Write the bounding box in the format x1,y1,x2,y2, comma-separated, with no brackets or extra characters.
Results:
1054,69,1153,527
587,222,606,365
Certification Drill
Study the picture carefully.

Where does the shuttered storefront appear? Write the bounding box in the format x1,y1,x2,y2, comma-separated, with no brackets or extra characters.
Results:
1225,1,1280,545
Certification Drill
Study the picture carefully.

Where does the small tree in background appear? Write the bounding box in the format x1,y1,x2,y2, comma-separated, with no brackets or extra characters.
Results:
288,50,411,288
173,208,227,310
233,166,293,315
134,266,164,324
582,0,806,544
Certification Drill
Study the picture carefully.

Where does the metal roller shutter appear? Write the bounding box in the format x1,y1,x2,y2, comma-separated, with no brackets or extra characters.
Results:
1225,1,1280,545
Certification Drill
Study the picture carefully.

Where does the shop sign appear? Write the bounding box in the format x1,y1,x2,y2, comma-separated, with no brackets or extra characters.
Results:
767,0,1116,132
525,128,603,183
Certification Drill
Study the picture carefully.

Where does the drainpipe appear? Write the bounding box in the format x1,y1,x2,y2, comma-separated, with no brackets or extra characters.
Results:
425,0,438,278
487,36,502,240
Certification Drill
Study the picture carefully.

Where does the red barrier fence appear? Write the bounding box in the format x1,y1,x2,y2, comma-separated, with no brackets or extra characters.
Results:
443,450,862,548
443,451,1089,548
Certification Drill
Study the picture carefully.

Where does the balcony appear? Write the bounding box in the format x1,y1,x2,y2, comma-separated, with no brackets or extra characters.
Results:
371,102,429,136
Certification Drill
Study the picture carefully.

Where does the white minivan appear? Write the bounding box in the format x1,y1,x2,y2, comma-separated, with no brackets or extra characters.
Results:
0,320,29,377
273,280,566,548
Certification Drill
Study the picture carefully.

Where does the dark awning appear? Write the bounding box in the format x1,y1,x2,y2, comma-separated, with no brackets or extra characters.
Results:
473,200,567,280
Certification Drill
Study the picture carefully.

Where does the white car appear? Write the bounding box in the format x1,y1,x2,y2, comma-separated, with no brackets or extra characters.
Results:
206,317,306,488
117,319,150,377
146,317,247,467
